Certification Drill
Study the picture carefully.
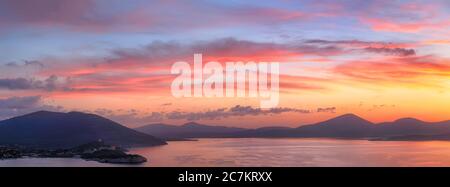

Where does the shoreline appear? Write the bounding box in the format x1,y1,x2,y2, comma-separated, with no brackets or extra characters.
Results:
0,141,148,164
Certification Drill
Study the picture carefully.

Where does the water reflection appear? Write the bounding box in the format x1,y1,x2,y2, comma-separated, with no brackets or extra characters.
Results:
130,138,450,167
2,138,450,167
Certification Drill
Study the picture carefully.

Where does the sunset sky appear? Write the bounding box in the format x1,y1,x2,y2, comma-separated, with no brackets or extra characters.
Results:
0,0,449,128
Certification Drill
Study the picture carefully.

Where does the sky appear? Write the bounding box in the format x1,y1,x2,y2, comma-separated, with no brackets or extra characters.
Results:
0,0,449,128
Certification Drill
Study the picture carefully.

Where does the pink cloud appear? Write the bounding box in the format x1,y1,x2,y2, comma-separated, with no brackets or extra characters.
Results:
9,38,423,96
334,55,450,87
362,18,450,33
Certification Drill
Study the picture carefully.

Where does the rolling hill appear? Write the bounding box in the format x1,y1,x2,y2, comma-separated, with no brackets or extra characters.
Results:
135,122,247,139
0,111,167,148
136,114,450,140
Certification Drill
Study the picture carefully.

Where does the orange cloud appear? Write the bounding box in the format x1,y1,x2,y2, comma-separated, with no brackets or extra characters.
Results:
334,55,450,88
362,18,450,33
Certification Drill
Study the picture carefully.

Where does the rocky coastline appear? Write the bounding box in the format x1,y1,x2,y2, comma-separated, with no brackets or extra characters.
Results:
0,141,147,164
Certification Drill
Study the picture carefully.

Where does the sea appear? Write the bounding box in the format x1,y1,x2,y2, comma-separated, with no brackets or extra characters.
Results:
1,138,450,167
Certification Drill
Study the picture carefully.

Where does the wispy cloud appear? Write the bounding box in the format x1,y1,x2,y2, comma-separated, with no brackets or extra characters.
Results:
165,105,311,121
90,105,312,126
0,0,309,33
334,55,450,88
0,75,68,91
317,107,336,113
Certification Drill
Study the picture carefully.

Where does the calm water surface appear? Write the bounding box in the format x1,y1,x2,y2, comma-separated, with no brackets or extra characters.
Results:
2,138,450,166
131,138,450,167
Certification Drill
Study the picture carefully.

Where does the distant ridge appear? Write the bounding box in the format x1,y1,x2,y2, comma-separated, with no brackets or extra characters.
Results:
0,111,167,148
289,113,375,138
2,111,449,147
135,122,247,139
136,114,450,140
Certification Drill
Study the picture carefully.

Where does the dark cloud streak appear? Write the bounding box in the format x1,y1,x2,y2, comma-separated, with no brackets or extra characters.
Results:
165,105,311,121
0,75,66,91
364,47,415,56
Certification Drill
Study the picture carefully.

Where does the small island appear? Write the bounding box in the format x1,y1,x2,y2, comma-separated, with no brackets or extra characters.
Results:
0,140,147,164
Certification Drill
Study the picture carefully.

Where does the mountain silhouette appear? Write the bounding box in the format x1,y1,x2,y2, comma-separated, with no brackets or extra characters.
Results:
2,111,450,147
374,118,450,137
0,111,166,148
135,113,450,140
135,122,247,139
290,113,375,137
